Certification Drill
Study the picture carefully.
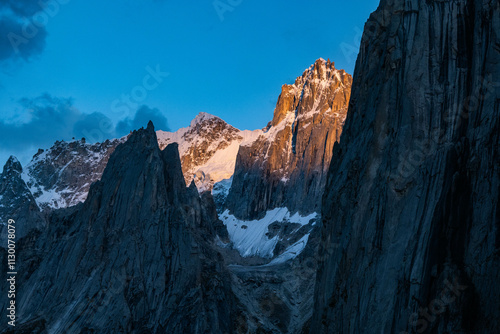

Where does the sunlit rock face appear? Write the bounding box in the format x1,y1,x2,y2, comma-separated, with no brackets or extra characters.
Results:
313,0,500,333
157,112,261,192
226,58,352,220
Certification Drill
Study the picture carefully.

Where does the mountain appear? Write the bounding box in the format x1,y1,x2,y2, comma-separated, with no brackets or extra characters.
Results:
214,59,352,333
312,0,500,333
226,58,352,220
0,156,45,242
21,138,125,211
11,59,351,219
0,122,243,333
0,58,354,333
16,113,259,213
157,112,260,192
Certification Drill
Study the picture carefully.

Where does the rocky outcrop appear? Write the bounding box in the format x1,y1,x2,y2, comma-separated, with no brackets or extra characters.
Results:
225,227,321,334
12,113,257,212
313,0,500,333
226,58,352,220
0,122,241,333
22,137,125,210
0,156,45,242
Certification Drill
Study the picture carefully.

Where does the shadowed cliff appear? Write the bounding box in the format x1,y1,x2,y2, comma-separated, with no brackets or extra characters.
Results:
313,0,500,333
0,121,241,333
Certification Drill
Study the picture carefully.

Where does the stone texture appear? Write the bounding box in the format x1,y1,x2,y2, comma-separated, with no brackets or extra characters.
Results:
224,227,321,334
226,59,352,220
23,138,125,210
0,156,45,242
0,122,242,333
313,0,500,333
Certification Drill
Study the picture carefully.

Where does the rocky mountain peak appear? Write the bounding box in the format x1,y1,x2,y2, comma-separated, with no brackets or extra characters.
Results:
2,119,240,333
121,119,158,152
270,58,350,128
3,156,22,175
186,113,241,143
146,119,155,132
226,60,352,219
157,113,260,192
190,112,220,127
0,156,45,242
22,136,125,211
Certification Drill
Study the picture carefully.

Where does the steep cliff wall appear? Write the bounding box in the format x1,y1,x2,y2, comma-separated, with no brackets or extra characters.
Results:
227,59,352,220
313,0,500,333
0,123,241,333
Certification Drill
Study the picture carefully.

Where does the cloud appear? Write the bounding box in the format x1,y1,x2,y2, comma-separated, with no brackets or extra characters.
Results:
0,94,170,166
0,1,49,62
116,105,170,136
73,112,115,140
0,94,101,151
3,0,44,17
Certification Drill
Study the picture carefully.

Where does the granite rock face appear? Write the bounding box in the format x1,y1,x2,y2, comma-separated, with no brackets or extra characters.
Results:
14,113,259,213
0,122,241,333
224,227,321,334
226,59,352,220
0,157,45,242
22,138,125,211
313,0,500,333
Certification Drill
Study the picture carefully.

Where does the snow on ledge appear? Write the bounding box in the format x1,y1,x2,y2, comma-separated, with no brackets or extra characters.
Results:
266,233,310,266
219,207,317,259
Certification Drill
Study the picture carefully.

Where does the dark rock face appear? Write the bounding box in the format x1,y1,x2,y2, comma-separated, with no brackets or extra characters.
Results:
0,156,45,242
226,59,352,220
313,0,500,333
225,228,321,334
0,122,240,333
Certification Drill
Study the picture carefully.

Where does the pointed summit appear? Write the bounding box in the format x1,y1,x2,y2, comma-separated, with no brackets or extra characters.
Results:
123,119,160,152
227,59,352,219
3,155,22,174
315,57,326,65
147,120,155,132
270,59,351,127
0,155,45,242
190,112,221,127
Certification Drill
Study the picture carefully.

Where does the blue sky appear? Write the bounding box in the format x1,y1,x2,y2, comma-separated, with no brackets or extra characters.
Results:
0,0,379,166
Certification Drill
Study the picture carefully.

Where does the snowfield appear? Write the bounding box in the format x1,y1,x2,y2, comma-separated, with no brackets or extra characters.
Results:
219,207,317,260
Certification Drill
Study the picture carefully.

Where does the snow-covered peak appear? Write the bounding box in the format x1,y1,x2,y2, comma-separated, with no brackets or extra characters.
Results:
190,112,220,127
157,113,261,192
21,137,126,211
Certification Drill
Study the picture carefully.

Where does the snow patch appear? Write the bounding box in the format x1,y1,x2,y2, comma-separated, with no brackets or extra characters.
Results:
219,208,317,259
266,233,310,266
